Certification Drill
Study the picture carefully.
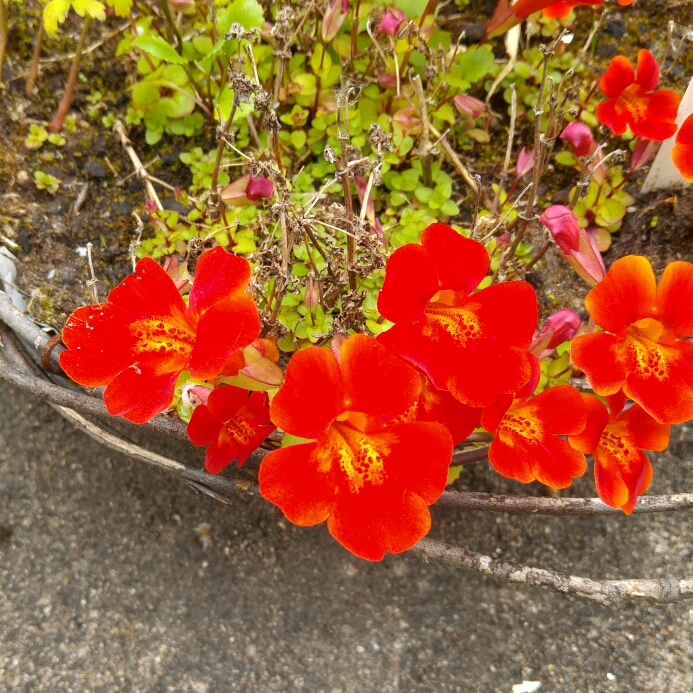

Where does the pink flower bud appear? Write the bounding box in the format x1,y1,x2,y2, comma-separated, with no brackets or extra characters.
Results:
322,0,349,42
530,309,581,358
305,275,320,313
377,72,398,90
182,384,213,408
453,94,485,125
378,7,407,37
630,137,660,173
516,147,535,178
560,122,595,158
496,233,511,249
221,174,274,205
539,205,580,254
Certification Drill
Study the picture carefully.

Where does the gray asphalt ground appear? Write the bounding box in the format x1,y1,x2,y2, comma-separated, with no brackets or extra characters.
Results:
1,385,693,693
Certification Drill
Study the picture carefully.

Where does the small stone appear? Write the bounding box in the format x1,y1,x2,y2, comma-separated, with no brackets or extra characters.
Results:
595,44,618,59
112,201,132,216
83,159,108,179
604,19,626,38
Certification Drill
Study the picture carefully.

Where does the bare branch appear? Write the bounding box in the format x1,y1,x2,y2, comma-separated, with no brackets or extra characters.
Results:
409,537,693,605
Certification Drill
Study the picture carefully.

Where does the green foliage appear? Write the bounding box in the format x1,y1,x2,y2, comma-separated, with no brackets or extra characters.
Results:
34,171,61,194
25,124,48,149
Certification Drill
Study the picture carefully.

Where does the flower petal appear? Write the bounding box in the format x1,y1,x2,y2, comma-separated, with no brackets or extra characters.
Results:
187,404,222,447
108,257,188,319
568,393,609,454
327,479,431,561
524,384,586,435
377,243,439,324
270,347,345,440
584,255,656,333
103,366,179,423
60,303,136,387
421,223,490,296
188,246,252,318
339,334,421,431
655,261,693,338
571,332,627,395
629,90,680,141
207,384,249,422
259,442,339,525
672,114,693,183
611,403,670,452
380,421,453,504
594,444,652,514
635,49,660,91
188,294,261,380
596,99,630,137
418,377,481,445
599,55,634,99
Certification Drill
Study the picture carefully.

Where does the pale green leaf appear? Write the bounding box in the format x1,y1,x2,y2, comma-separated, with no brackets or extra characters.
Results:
134,34,188,65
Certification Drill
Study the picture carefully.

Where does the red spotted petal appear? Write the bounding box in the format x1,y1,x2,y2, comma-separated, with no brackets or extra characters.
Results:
611,403,670,452
339,334,421,432
672,114,693,183
594,445,652,514
60,303,137,387
187,403,222,447
524,384,587,435
571,332,627,395
188,293,261,380
629,90,681,141
480,393,514,434
655,261,693,338
259,442,339,525
420,224,490,296
379,421,452,504
270,347,345,440
418,377,481,445
327,479,431,561
377,243,438,324
108,257,188,319
599,55,635,99
188,246,252,319
635,49,660,91
205,407,273,472
568,393,609,454
584,256,656,333
622,339,693,424
103,366,179,424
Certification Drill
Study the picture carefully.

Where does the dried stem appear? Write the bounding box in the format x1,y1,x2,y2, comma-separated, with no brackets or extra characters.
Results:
409,537,693,605
336,89,357,291
411,71,432,187
0,0,6,79
428,124,479,195
85,243,99,304
491,84,516,217
25,20,45,95
48,16,92,133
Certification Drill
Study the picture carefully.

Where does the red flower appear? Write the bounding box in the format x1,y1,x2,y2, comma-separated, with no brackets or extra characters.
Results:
187,386,275,474
596,50,681,141
377,223,538,408
571,256,693,424
60,246,261,423
672,113,693,183
258,334,453,561
481,385,587,488
569,393,670,513
483,0,631,41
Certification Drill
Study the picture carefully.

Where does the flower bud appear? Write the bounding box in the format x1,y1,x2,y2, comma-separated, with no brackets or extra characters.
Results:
539,205,580,254
305,274,320,314
530,309,581,359
560,122,595,158
378,7,407,37
221,174,274,206
322,0,349,42
516,146,534,178
453,94,485,125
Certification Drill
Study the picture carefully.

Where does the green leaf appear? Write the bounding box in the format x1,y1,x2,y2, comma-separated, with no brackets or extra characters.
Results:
432,103,455,125
134,35,188,65
105,0,132,17
131,82,160,106
555,150,578,167
217,0,264,33
291,130,307,149
447,465,464,486
457,46,494,85
393,0,428,19
440,199,459,216
145,128,163,145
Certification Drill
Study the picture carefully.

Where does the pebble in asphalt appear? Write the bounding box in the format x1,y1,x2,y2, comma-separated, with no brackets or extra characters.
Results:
1,387,692,692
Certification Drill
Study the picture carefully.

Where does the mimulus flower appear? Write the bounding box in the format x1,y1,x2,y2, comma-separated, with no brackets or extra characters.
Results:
541,0,599,19
187,386,275,474
571,256,693,424
569,392,670,514
483,0,633,41
258,334,453,561
596,49,681,141
221,173,274,206
60,246,261,423
672,113,693,183
481,385,588,488
377,223,538,408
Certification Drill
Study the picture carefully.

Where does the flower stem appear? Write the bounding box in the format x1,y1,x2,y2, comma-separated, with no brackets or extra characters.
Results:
25,20,45,96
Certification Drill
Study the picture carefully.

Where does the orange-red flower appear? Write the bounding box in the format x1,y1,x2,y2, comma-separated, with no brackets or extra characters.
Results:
187,386,274,474
483,0,632,41
377,223,538,408
569,392,670,513
481,385,587,488
596,50,681,141
258,334,453,561
571,256,693,425
672,113,693,183
60,246,261,423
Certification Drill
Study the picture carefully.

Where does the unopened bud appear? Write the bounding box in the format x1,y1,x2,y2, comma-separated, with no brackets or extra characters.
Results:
378,7,407,36
530,309,581,358
305,275,320,313
560,122,595,158
539,205,580,254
